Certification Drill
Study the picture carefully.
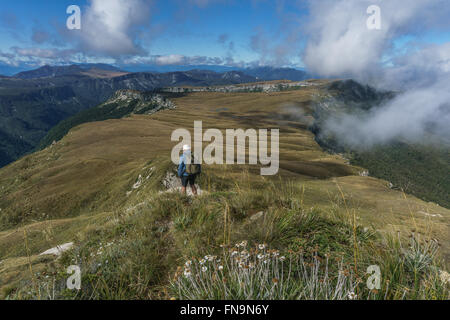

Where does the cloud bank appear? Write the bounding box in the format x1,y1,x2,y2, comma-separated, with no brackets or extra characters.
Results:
323,76,450,148
302,0,450,147
303,0,450,83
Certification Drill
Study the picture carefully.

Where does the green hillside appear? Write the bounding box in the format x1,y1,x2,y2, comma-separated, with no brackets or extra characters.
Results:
351,143,450,208
38,90,176,150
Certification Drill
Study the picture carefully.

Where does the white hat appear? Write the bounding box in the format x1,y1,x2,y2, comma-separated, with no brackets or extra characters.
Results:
183,144,191,152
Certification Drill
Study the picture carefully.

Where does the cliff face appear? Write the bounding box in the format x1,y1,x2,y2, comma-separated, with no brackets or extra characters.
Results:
160,80,319,93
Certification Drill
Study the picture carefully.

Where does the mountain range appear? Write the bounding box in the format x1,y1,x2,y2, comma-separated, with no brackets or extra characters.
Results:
0,64,310,167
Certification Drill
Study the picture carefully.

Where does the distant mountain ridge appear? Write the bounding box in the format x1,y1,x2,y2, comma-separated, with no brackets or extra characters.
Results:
0,63,313,167
14,64,128,79
0,65,275,167
11,63,311,80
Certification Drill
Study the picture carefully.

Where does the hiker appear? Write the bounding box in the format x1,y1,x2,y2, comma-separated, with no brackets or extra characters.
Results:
178,145,201,196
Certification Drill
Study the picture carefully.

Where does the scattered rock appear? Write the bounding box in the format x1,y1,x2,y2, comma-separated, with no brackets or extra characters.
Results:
161,80,315,94
250,211,265,222
418,211,443,218
161,172,203,196
359,170,369,177
40,242,74,256
162,172,180,190
111,90,176,114
132,175,143,189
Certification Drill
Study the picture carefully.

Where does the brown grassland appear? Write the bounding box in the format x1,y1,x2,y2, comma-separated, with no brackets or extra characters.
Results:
0,81,448,299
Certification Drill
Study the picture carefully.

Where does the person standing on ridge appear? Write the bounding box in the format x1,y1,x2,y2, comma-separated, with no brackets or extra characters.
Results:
178,145,201,196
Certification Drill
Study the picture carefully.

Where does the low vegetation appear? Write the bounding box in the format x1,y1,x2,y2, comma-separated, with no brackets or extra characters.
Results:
350,142,450,208
1,162,449,300
0,84,448,300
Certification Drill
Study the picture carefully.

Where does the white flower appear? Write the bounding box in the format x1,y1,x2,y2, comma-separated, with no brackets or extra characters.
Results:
240,241,248,247
279,256,286,262
258,244,266,250
199,259,206,265
231,251,238,257
348,292,357,300
257,254,264,260
202,266,208,272
185,260,192,267
240,250,249,259
440,270,450,284
184,270,192,277
218,265,224,271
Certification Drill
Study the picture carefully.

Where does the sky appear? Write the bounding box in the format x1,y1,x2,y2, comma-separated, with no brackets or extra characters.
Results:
0,0,449,147
0,0,309,72
0,0,449,76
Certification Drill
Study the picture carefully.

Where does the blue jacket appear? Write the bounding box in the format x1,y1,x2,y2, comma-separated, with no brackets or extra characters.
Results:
178,153,201,177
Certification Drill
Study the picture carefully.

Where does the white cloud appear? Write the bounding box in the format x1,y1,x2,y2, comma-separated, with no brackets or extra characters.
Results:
123,54,230,66
381,42,450,89
324,76,450,147
302,0,450,82
302,0,450,146
154,54,186,65
11,47,76,60
77,0,152,57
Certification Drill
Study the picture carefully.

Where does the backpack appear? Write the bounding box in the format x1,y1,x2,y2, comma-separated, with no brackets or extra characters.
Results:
185,154,201,175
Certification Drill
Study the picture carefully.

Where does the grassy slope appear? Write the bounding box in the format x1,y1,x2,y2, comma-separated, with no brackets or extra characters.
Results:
37,101,136,150
0,83,448,298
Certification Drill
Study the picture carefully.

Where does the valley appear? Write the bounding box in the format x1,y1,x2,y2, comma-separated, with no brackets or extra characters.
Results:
0,81,448,299
0,65,309,168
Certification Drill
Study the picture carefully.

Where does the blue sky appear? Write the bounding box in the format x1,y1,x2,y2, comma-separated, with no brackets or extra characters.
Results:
0,1,307,69
0,0,449,75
